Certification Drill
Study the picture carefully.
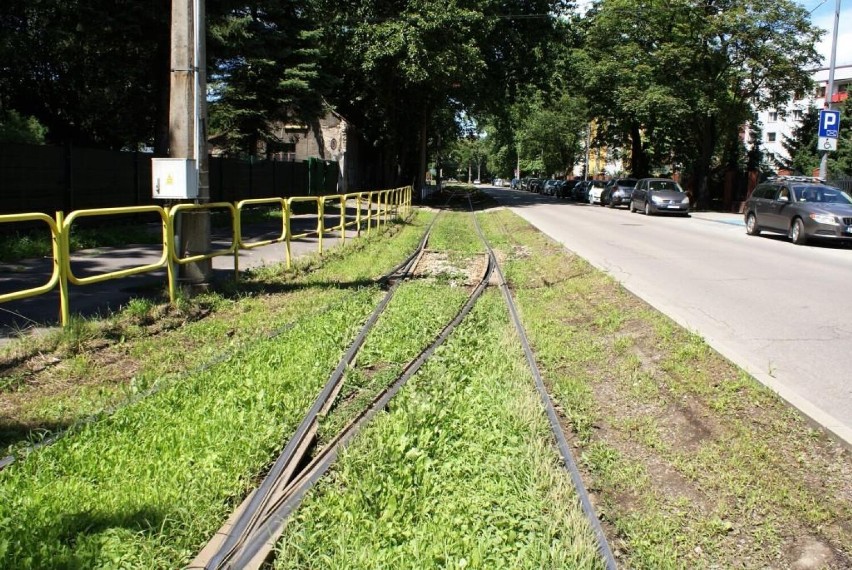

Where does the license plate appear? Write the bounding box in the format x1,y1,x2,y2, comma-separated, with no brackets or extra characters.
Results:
667,204,681,209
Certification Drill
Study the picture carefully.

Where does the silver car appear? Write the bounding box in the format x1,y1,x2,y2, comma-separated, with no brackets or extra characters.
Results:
630,178,690,215
744,177,852,245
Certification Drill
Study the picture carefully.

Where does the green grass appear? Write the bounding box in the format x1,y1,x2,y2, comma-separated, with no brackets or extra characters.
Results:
275,291,604,569
0,288,383,568
0,223,161,262
2,205,849,568
478,207,852,568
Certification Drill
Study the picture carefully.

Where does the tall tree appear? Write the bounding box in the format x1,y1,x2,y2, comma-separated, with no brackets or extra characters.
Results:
310,0,567,190
0,0,171,150
778,105,820,175
577,0,822,206
206,1,328,157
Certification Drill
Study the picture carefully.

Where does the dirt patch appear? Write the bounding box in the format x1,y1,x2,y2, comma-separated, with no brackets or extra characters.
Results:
412,250,490,288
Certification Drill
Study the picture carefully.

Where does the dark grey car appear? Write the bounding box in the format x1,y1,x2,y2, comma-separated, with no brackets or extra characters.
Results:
601,178,637,208
630,178,690,215
744,177,852,245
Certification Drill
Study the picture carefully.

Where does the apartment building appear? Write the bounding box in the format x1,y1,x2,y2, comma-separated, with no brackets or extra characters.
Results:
751,64,852,165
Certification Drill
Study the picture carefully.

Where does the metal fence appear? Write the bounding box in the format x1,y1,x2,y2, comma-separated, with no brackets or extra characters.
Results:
828,177,852,193
0,143,339,215
0,187,412,327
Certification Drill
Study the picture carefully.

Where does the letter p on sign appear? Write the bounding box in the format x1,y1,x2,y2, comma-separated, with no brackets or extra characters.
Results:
818,110,840,138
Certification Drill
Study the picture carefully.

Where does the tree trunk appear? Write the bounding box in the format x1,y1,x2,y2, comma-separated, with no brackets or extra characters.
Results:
630,123,650,177
416,111,429,198
695,116,717,209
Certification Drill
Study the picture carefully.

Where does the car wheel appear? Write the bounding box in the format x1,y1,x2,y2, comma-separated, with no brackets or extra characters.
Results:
745,213,761,236
629,200,636,213
606,198,614,208
790,218,807,245
644,201,652,216
588,195,594,204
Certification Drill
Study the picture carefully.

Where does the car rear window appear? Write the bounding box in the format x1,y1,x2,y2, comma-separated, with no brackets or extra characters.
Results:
618,179,637,187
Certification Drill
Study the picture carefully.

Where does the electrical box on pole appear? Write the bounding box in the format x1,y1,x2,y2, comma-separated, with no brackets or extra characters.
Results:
152,158,199,199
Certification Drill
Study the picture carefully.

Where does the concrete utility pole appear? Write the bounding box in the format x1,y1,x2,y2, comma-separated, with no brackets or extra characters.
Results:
170,0,211,284
818,0,841,180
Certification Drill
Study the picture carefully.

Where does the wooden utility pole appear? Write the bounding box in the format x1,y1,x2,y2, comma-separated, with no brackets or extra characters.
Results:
170,0,211,284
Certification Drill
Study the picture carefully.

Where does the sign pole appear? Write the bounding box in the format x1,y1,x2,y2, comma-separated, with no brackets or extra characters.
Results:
818,0,841,180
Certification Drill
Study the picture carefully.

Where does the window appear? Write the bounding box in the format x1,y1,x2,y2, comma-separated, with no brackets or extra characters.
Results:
767,132,777,142
816,86,827,98
793,110,803,120
768,111,778,122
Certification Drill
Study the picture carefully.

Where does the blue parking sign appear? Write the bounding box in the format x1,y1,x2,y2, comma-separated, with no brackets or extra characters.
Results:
818,110,840,138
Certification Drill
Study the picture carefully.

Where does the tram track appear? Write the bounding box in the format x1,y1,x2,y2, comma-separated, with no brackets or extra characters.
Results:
191,189,616,570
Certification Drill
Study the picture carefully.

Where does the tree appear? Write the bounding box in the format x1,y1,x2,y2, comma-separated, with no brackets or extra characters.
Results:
0,110,47,144
310,0,567,190
206,1,328,157
778,105,820,175
0,0,172,150
576,0,822,206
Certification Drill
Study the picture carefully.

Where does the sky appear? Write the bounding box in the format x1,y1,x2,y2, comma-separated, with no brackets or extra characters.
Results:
801,0,852,67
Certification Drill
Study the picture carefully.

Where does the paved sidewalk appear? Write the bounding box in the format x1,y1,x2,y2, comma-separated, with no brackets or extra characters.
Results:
0,219,366,344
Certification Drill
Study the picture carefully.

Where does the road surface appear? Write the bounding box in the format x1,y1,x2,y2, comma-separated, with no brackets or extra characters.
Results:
484,186,852,447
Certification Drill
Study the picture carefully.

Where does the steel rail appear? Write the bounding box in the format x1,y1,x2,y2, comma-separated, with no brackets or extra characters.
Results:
225,252,495,570
470,197,618,570
196,210,444,569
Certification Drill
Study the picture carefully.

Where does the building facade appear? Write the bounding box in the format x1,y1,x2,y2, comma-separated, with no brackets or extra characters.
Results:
750,64,852,166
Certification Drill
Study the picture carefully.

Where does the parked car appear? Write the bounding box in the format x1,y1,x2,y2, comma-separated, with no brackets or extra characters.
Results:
528,178,545,193
571,180,590,201
743,176,852,245
601,178,638,208
557,180,577,199
630,178,690,215
511,178,520,189
587,180,607,204
543,179,559,196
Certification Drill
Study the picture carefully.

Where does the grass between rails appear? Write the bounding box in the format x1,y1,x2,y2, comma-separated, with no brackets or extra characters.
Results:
477,208,852,568
275,289,604,569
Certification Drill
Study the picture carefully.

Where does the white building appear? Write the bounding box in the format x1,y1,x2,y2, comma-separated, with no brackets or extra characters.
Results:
751,64,852,166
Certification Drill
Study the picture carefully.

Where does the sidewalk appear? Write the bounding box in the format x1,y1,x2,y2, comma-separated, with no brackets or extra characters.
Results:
0,218,364,344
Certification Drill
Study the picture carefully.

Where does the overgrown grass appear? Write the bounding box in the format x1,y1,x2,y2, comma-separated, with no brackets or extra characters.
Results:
275,291,604,569
0,212,432,451
0,288,382,567
478,207,852,568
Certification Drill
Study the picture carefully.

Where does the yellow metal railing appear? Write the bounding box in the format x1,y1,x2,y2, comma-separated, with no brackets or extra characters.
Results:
0,186,412,326
0,212,61,302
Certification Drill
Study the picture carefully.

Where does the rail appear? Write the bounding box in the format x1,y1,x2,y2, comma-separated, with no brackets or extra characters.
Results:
0,187,411,327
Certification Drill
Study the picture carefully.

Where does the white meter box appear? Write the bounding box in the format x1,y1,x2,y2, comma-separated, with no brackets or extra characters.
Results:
151,158,198,199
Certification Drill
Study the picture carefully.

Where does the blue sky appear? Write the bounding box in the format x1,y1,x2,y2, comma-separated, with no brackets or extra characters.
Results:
800,0,852,67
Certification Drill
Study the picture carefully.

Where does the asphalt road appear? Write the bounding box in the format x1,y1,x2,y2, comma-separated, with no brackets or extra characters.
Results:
484,185,852,447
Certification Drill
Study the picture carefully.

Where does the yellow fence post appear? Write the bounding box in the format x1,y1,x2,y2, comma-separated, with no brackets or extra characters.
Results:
317,197,325,256
285,199,293,269
56,211,70,327
339,194,346,246
232,205,240,282
165,206,177,305
356,193,362,237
